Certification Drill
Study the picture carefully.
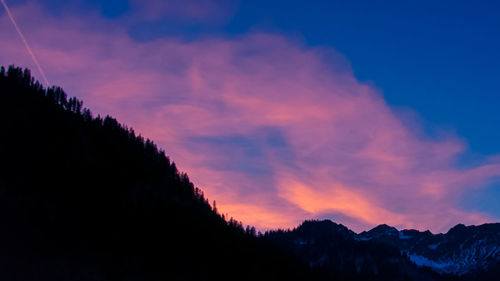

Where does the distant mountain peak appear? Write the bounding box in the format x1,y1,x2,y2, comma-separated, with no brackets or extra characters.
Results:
446,223,469,235
368,224,399,234
268,218,500,277
296,219,355,239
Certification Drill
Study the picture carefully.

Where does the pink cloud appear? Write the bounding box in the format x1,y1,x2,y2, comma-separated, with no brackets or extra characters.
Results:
1,2,499,233
129,0,235,22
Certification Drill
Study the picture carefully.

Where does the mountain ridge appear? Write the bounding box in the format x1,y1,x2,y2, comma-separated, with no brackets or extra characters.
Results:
266,219,500,277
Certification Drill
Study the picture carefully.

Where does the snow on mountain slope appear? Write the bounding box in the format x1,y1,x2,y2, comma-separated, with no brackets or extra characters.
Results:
360,223,500,275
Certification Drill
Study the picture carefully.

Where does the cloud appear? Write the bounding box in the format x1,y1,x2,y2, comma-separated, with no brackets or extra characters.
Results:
1,1,499,233
129,0,235,22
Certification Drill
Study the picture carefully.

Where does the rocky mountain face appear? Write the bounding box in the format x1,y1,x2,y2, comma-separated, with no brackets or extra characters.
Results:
265,220,500,279
265,220,442,281
358,223,500,275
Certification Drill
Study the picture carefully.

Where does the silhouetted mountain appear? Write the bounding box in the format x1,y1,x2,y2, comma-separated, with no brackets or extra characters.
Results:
0,66,324,281
265,220,448,281
359,224,398,239
265,220,500,281
359,223,500,276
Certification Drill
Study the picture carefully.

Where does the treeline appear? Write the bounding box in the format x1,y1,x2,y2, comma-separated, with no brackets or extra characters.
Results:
0,66,322,281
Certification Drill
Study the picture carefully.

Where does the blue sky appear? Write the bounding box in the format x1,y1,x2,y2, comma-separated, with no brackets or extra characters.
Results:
68,0,500,155
2,0,499,230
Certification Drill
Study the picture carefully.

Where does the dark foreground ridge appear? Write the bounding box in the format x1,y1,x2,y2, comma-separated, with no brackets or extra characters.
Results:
1,66,499,281
0,66,317,281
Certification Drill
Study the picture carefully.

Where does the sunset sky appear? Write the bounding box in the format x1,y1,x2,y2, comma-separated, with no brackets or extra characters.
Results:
2,0,500,233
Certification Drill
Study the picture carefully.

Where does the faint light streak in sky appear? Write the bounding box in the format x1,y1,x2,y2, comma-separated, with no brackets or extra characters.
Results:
1,0,49,85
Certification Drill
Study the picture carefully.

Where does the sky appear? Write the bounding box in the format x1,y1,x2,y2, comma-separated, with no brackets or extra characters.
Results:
1,0,500,233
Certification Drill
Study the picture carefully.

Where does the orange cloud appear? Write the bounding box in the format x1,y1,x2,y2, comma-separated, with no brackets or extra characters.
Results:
278,179,406,226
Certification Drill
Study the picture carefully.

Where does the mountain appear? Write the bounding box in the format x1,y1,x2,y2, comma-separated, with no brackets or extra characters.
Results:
359,223,500,276
0,66,323,281
265,220,500,280
265,220,445,281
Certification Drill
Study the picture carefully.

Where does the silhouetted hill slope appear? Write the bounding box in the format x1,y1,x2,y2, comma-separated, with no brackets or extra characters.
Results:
0,66,322,281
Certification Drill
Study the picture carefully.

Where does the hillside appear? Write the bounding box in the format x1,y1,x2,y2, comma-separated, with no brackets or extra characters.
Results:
0,66,320,281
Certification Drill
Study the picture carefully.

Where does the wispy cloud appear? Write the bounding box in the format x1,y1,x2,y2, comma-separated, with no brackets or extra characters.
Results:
1,2,499,233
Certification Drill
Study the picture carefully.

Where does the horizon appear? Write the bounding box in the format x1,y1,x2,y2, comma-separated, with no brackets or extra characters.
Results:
1,0,500,233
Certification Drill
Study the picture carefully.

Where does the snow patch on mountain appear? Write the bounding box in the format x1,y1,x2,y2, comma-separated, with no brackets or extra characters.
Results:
407,254,469,275
428,242,440,250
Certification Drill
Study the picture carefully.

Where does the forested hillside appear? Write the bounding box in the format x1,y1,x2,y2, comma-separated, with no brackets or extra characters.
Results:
0,66,320,281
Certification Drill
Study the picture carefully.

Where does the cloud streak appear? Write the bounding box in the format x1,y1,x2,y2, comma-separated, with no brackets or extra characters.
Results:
1,2,499,233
